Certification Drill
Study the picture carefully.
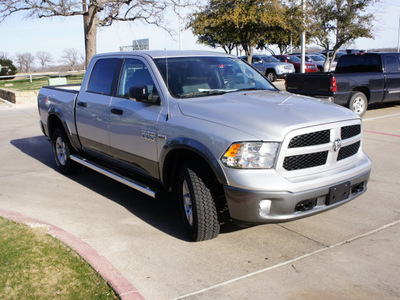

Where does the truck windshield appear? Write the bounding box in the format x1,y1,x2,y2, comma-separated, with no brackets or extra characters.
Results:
154,56,274,98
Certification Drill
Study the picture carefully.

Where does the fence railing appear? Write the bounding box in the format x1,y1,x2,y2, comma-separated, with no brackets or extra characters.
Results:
0,70,85,83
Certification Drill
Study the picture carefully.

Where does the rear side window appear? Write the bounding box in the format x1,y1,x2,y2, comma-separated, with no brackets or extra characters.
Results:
87,58,120,95
336,54,382,73
384,54,400,72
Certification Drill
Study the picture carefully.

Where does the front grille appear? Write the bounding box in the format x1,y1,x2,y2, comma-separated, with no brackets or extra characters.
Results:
283,151,328,171
288,130,330,148
341,125,361,139
338,141,360,160
279,122,362,174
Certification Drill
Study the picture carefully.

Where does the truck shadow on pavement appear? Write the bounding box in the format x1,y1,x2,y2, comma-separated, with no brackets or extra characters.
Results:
10,135,243,242
367,101,400,112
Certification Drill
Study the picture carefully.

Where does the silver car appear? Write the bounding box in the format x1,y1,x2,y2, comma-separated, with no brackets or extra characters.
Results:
245,55,295,81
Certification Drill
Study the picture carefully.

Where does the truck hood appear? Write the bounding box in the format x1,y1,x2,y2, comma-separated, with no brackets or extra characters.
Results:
177,90,358,141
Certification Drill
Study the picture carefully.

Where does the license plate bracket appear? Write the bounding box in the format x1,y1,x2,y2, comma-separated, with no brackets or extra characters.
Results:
326,182,351,205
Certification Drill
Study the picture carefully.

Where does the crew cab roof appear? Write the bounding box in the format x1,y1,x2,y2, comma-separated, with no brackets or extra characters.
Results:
92,50,233,59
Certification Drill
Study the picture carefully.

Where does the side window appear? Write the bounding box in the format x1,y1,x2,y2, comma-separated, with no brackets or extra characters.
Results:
384,55,400,73
118,59,155,98
87,58,120,95
252,57,260,64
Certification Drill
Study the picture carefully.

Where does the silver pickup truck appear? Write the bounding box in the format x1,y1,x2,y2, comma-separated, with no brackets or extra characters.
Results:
38,51,371,241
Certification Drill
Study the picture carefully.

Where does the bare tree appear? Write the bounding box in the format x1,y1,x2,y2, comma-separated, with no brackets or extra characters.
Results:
36,51,54,70
15,52,35,73
0,51,9,60
0,0,190,68
61,48,80,71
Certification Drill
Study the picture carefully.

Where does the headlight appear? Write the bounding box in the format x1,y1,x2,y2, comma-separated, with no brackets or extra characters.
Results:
221,142,280,169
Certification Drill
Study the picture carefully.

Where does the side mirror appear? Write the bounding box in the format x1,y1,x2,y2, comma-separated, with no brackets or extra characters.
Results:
255,60,263,64
129,85,159,104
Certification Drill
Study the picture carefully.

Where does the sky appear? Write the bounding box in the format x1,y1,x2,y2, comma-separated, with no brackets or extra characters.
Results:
0,0,399,67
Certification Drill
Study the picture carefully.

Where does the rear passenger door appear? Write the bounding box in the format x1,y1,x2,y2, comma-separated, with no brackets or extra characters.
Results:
76,57,122,157
383,54,400,102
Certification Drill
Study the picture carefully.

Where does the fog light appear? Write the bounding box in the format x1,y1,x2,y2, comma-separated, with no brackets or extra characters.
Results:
259,200,272,217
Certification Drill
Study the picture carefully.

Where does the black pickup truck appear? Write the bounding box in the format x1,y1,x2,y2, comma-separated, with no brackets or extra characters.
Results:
286,52,400,116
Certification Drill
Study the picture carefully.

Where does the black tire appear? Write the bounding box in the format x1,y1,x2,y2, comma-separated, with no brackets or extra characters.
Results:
178,163,220,241
52,128,81,174
266,70,277,82
348,92,368,117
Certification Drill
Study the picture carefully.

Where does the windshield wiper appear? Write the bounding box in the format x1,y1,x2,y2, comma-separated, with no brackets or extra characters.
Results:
180,90,227,98
236,87,266,92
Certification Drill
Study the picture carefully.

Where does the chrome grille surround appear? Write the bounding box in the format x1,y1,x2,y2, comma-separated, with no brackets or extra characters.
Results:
276,120,363,179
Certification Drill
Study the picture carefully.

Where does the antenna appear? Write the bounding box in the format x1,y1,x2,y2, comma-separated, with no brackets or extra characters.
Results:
165,48,171,121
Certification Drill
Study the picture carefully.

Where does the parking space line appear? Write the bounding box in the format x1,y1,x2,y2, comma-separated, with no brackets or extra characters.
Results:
363,112,400,121
363,130,400,138
174,219,400,300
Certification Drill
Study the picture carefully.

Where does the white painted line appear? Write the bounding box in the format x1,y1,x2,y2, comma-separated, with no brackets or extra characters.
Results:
363,112,400,121
174,219,400,300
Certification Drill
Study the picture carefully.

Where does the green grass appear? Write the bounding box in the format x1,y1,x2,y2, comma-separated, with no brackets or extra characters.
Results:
0,217,118,300
0,74,84,91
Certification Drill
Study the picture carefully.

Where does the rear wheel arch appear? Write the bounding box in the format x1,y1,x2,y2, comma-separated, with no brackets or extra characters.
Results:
47,112,80,152
350,87,370,101
47,114,65,141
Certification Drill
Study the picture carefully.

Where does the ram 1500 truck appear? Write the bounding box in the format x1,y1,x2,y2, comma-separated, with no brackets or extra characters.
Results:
286,52,400,117
38,51,371,241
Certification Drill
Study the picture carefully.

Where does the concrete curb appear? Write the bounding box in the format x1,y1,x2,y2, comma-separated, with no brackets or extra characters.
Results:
0,209,145,300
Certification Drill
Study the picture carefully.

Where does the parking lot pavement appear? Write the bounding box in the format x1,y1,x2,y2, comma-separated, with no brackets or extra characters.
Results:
0,102,399,300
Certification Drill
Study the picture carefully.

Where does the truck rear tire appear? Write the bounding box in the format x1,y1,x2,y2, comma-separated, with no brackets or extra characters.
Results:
178,163,220,241
52,128,81,174
348,92,368,117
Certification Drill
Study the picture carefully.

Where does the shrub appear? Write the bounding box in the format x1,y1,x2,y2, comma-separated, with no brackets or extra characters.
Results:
0,59,17,80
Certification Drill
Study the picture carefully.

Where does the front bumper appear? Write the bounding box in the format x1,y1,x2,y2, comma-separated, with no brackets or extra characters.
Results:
223,169,370,224
276,69,295,77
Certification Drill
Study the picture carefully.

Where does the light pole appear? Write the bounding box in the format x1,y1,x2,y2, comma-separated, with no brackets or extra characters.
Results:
300,0,306,73
178,0,182,50
397,16,400,53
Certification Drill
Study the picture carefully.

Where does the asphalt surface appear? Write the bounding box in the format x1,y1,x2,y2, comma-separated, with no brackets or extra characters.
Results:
0,95,399,300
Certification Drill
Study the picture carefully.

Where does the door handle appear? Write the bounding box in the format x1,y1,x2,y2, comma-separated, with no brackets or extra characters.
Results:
77,101,87,107
111,108,123,115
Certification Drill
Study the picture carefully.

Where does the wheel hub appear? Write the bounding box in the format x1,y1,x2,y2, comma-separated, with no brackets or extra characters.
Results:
55,137,67,166
182,180,193,226
353,97,365,114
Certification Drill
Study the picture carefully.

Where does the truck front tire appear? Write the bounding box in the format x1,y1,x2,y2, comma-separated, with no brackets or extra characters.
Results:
348,92,368,117
52,128,81,174
178,163,220,242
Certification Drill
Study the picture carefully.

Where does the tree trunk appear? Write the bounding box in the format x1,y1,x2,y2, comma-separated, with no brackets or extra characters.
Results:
83,5,98,69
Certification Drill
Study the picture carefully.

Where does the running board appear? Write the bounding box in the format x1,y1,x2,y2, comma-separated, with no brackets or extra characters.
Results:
70,155,158,198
